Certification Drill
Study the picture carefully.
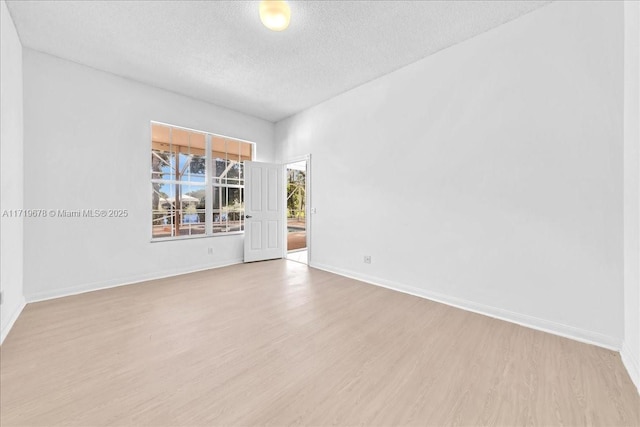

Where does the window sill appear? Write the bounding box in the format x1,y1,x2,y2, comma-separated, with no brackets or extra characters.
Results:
150,231,244,243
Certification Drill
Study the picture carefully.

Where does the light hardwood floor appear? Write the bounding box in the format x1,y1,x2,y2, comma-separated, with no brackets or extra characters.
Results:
1,260,638,426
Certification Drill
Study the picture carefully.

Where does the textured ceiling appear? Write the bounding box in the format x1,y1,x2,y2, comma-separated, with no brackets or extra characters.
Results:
6,0,550,122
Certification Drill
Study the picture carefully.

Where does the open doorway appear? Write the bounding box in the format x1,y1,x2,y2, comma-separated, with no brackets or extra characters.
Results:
286,159,308,264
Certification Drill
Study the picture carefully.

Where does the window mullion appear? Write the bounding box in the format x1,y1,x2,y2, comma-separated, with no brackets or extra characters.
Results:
205,133,212,236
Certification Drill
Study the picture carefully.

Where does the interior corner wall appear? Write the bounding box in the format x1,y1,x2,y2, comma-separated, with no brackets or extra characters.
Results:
22,49,276,302
0,0,25,343
622,0,640,392
275,1,625,349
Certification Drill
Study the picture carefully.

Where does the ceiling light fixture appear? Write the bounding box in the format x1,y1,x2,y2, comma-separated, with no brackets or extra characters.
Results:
259,0,291,32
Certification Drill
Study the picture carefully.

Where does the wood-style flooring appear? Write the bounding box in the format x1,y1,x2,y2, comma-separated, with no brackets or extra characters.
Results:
1,260,638,426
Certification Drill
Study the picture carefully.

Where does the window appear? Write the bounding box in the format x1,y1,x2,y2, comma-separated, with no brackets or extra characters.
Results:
151,122,253,240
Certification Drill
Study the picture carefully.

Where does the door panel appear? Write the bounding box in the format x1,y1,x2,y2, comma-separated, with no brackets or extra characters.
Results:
250,222,262,250
244,161,284,262
268,169,278,211
251,172,262,210
268,221,279,249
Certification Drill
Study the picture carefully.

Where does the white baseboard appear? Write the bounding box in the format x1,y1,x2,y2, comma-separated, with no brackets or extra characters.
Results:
26,259,244,303
310,262,622,351
0,296,26,345
621,341,640,394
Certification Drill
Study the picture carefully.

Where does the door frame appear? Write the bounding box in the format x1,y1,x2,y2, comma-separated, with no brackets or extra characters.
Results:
283,154,311,264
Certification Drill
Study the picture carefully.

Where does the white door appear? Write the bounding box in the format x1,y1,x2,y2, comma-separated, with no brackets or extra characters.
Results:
244,161,284,262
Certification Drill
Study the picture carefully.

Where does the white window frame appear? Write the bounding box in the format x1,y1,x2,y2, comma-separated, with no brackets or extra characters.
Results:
150,121,256,242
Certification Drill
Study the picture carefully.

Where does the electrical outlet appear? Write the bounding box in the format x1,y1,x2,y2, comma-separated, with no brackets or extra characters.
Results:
364,255,371,264
207,247,214,255
311,207,317,214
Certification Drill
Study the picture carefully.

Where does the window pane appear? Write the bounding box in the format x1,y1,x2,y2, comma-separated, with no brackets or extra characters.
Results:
172,127,189,150
212,185,244,233
152,123,171,142
212,185,227,233
212,136,226,167
176,152,207,184
151,123,175,181
185,132,206,181
213,158,226,180
240,142,252,162
169,130,206,184
226,161,241,186
226,187,243,232
227,139,240,162
179,184,206,237
187,154,206,180
152,181,175,239
152,183,205,238
151,149,174,181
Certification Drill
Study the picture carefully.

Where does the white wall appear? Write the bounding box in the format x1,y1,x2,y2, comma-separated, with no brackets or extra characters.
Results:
0,0,25,343
276,1,624,349
623,0,640,392
22,50,275,301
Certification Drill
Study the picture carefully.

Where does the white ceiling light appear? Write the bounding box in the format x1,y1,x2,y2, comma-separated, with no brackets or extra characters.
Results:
259,0,291,32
